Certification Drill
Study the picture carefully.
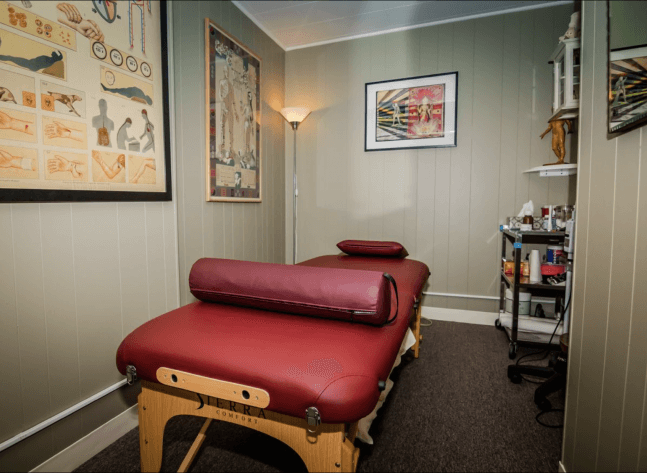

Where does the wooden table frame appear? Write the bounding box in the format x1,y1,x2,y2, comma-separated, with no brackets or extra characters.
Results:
137,302,423,472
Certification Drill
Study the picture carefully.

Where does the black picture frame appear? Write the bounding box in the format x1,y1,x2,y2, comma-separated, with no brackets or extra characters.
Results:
607,0,647,139
0,0,172,202
364,71,458,152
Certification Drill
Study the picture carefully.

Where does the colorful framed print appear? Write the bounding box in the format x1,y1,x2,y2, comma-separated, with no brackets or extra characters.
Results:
608,44,647,137
365,72,458,151
205,19,261,203
0,0,172,202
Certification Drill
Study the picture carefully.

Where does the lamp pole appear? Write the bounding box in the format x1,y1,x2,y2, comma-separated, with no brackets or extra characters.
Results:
280,107,310,265
291,121,298,265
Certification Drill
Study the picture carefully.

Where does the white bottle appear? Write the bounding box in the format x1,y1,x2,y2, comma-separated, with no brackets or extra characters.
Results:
529,249,542,283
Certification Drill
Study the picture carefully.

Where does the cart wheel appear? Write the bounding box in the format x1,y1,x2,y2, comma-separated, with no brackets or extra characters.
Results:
508,342,517,359
495,318,502,329
510,373,522,384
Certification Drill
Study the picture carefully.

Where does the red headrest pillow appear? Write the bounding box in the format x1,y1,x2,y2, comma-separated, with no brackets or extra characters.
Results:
189,258,398,326
337,240,408,257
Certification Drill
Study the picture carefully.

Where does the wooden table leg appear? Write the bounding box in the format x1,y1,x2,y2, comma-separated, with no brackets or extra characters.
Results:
411,303,423,359
139,388,169,473
177,418,212,473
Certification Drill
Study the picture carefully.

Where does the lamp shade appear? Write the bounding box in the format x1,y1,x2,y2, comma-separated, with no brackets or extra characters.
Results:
280,107,311,123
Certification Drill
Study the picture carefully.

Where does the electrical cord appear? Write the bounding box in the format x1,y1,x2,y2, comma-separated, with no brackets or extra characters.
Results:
516,295,570,428
515,294,570,384
536,409,564,428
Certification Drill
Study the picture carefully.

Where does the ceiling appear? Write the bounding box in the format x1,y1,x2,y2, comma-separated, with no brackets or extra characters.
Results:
232,1,572,51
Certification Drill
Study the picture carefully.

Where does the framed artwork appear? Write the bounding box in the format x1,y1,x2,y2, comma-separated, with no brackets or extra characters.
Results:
365,72,458,152
205,18,261,202
607,44,647,137
0,0,172,202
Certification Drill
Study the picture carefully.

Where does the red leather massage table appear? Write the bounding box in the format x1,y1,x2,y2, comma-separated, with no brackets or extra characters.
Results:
117,253,429,472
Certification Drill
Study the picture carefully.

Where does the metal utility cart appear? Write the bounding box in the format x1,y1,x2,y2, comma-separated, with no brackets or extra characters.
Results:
497,228,566,359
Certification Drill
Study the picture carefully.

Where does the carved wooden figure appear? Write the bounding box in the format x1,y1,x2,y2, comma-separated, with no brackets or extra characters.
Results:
540,119,573,165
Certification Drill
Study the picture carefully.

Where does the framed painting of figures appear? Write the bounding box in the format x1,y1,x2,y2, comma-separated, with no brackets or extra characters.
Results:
365,72,458,151
608,45,647,137
205,19,261,202
0,0,172,202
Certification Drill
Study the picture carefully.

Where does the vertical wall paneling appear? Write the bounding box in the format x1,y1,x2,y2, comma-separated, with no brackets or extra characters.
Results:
12,204,50,429
572,1,617,469
514,12,535,213
596,130,640,470
619,136,647,472
145,204,168,319
562,2,647,471
71,204,123,398
174,0,285,302
116,203,149,337
0,206,23,443
446,20,474,311
466,15,504,312
39,204,80,415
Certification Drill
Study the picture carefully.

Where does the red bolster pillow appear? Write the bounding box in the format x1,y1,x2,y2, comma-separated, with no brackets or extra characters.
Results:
189,258,396,326
337,240,408,257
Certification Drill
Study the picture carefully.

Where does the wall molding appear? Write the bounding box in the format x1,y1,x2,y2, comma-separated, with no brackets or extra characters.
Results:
30,405,138,473
421,306,499,326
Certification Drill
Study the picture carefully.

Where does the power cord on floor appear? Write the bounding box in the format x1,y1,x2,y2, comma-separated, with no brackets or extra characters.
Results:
536,409,564,428
516,296,570,428
420,316,433,327
515,295,570,384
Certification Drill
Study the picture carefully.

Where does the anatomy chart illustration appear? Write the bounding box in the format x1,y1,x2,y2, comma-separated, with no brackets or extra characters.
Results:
92,98,114,146
100,65,152,105
128,0,151,54
42,115,87,149
0,69,35,107
91,0,119,24
41,80,85,118
0,0,167,198
56,3,103,43
0,1,77,50
0,28,66,79
140,109,154,152
0,107,37,142
91,40,152,80
0,86,15,103
128,155,155,184
45,150,87,180
0,145,37,178
92,149,125,182
117,117,138,150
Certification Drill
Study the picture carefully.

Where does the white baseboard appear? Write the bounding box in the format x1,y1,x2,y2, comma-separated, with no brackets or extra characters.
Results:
31,404,139,473
421,306,498,326
559,460,566,473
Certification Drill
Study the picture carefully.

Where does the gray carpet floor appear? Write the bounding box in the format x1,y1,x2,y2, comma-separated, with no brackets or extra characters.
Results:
75,320,564,472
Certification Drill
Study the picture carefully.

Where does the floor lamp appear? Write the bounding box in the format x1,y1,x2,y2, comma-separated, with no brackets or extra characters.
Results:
280,107,310,264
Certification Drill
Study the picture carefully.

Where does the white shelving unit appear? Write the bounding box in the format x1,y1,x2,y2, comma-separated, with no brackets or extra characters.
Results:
524,163,577,177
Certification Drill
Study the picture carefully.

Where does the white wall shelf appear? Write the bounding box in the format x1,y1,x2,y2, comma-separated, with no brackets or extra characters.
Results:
523,163,577,177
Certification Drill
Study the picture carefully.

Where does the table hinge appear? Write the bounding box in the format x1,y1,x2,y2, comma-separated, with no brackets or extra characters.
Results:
306,407,321,433
126,365,137,385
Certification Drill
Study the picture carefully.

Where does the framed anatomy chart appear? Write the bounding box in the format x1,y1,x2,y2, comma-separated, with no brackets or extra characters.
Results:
0,0,172,202
205,18,261,202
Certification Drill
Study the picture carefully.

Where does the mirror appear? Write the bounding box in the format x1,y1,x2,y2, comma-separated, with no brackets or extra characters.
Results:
607,1,647,138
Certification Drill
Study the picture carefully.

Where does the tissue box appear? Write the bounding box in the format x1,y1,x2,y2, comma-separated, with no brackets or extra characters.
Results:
508,216,546,230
